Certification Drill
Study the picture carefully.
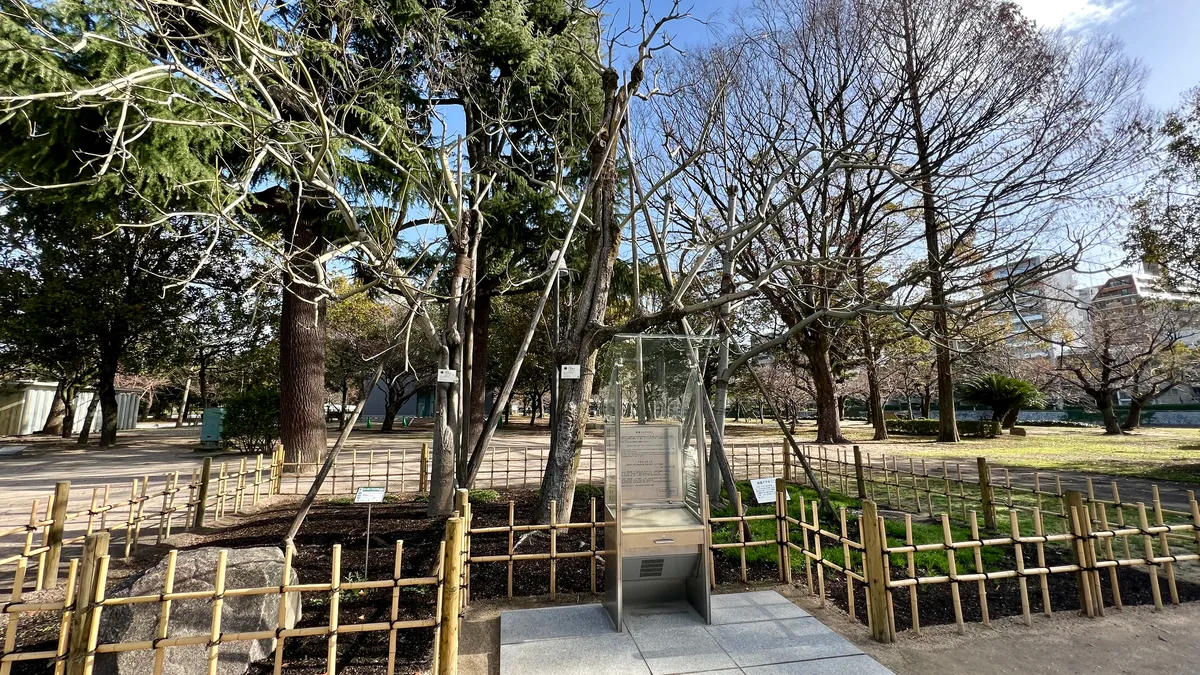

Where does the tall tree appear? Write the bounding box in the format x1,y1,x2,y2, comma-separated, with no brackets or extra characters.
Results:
880,0,1150,441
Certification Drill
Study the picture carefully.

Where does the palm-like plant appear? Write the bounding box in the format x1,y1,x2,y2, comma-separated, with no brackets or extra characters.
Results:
959,375,1045,429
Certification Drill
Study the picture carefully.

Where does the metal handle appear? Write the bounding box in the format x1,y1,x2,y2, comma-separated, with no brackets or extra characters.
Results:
653,538,674,545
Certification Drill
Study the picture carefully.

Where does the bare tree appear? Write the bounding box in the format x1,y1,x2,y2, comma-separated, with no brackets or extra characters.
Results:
1058,300,1198,434
877,0,1151,441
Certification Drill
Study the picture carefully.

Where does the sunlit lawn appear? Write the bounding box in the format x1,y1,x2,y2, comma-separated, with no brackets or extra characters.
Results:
722,419,1200,484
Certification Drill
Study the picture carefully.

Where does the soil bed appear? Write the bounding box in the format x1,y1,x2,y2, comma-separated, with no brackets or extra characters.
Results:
9,495,446,675
12,488,1200,673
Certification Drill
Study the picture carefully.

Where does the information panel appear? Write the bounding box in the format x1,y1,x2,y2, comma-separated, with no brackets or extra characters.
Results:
618,422,682,502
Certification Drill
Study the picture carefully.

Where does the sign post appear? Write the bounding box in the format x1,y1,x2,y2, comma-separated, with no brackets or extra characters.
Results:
355,486,387,577
561,364,581,380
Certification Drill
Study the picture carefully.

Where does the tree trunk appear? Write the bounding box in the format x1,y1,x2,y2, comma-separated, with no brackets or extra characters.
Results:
41,380,67,435
176,377,191,428
465,289,492,481
97,348,120,447
859,316,888,440
198,356,209,409
900,1,958,443
381,386,400,432
1001,406,1020,429
1123,398,1146,430
77,392,100,444
802,338,847,444
338,377,348,431
279,215,328,472
920,389,932,419
60,383,77,439
1096,390,1124,435
427,369,457,517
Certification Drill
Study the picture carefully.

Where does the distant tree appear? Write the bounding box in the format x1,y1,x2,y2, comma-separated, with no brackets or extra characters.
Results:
1130,87,1200,293
1058,301,1197,434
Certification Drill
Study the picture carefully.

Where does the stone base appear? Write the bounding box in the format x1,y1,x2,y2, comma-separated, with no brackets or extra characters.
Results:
499,591,893,675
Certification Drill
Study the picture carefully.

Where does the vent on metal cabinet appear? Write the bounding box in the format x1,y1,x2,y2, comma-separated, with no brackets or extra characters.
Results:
639,558,665,578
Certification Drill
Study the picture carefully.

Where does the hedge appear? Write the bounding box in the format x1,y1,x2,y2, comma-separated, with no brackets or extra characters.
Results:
1015,420,1097,428
221,387,281,454
885,418,1001,438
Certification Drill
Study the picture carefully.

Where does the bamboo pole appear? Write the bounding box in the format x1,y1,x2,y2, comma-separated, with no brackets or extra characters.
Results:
206,550,228,675
861,501,892,643
438,517,464,675
44,481,71,590
272,546,295,675
66,531,110,675
941,514,964,634
151,551,178,675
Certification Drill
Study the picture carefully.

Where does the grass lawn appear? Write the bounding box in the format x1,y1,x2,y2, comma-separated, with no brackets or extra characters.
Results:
710,482,1009,578
723,420,1200,484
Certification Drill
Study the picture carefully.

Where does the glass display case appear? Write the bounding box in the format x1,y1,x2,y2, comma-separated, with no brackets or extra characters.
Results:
603,334,712,630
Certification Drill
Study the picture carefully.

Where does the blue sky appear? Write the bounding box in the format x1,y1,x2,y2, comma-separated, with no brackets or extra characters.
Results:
644,0,1200,110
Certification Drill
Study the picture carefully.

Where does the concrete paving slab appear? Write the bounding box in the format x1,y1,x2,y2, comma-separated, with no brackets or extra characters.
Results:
500,632,650,675
710,591,795,608
629,623,736,675
742,654,894,674
710,591,810,624
705,617,862,668
623,602,704,632
500,603,613,644
496,592,890,675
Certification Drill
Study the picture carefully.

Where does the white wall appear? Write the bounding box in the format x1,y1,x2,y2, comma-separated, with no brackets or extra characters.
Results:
0,383,141,437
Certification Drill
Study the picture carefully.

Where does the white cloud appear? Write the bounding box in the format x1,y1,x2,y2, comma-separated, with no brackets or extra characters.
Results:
1012,0,1130,29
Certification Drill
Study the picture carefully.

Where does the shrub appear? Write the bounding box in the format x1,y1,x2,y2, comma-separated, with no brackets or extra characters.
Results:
1016,420,1097,428
575,483,604,502
885,418,1000,438
958,374,1044,428
468,489,500,503
220,387,281,454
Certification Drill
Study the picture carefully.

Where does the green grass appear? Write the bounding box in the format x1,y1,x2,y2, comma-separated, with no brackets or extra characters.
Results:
710,481,1011,577
723,421,1200,484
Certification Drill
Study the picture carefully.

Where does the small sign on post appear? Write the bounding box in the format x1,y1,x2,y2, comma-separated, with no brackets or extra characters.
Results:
750,477,791,505
437,368,458,384
561,364,581,380
355,487,387,577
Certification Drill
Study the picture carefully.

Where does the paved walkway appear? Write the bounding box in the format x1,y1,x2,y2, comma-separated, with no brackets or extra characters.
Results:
498,591,893,675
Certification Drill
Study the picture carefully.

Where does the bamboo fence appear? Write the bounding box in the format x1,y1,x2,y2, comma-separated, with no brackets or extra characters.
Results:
0,500,470,675
458,476,1200,642
1,450,282,597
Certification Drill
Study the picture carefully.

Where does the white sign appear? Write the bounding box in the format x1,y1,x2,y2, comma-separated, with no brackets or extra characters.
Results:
354,486,387,504
750,477,790,505
561,364,581,380
619,423,683,501
437,368,458,384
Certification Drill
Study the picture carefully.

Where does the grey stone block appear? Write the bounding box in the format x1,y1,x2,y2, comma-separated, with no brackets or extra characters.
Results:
500,603,615,644
500,633,651,675
629,623,736,675
742,654,894,674
96,547,299,675
705,618,862,668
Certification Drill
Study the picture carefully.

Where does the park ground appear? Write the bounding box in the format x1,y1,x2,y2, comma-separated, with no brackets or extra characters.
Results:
4,418,1200,523
5,420,1200,674
458,584,1200,675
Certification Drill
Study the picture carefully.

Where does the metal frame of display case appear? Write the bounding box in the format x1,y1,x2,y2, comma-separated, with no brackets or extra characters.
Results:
603,334,713,631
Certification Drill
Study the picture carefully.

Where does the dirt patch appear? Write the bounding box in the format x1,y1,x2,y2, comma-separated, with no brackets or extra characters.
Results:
9,496,446,675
